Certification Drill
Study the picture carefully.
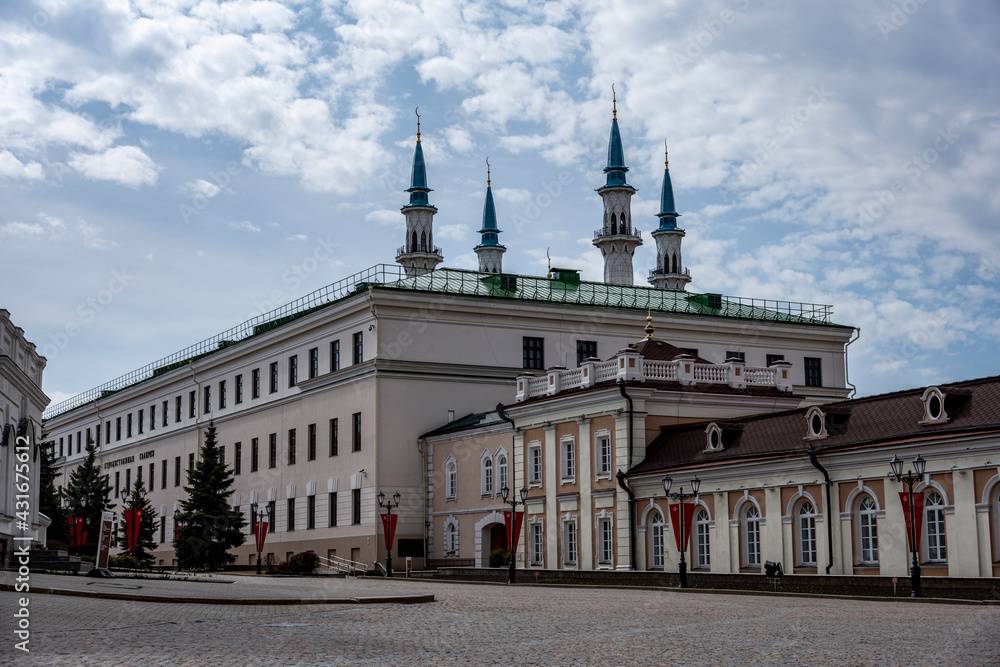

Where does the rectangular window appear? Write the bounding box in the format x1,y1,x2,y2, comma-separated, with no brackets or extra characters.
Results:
106,421,111,444
234,442,241,475
203,385,211,415
596,434,612,477
115,471,120,498
116,417,122,441
267,501,275,533
160,517,165,544
307,423,316,461
162,400,168,427
598,518,613,565
127,413,133,438
329,418,339,456
86,427,91,446
766,353,785,367
352,412,361,452
251,438,259,472
59,437,63,458
309,347,319,379
188,453,194,471
564,522,578,565
804,357,822,387
561,437,575,480
680,347,699,357
288,355,298,387
307,495,316,530
125,467,131,492
287,428,296,465
268,433,277,469
352,488,361,525
219,445,225,466
252,368,261,399
219,380,226,409
576,340,597,366
235,374,243,404
174,456,181,487
353,332,363,365
161,459,167,489
149,463,155,491
77,430,82,453
523,336,544,370
269,362,278,393
189,390,196,419
331,340,340,371
531,523,544,566
529,445,542,484
287,498,295,531
149,405,155,431
726,351,746,361
329,492,338,527
175,396,182,423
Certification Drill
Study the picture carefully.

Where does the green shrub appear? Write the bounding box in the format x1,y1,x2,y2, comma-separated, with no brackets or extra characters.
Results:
79,554,96,563
489,548,510,568
289,551,320,574
109,554,142,570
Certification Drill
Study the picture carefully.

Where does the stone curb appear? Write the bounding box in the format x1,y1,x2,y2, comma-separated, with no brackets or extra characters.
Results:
0,583,434,606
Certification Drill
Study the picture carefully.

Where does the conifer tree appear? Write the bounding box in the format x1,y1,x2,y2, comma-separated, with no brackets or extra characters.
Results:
63,435,114,556
38,440,70,546
118,479,158,569
173,422,246,570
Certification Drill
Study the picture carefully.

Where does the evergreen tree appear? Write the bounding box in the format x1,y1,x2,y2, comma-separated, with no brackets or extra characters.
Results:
118,479,158,569
63,436,114,556
38,440,70,547
173,422,246,570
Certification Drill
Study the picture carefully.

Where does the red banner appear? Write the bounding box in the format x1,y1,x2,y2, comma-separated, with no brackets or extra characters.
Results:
67,517,77,547
380,513,398,549
669,503,696,552
253,520,269,552
899,492,924,552
123,509,143,554
503,511,525,551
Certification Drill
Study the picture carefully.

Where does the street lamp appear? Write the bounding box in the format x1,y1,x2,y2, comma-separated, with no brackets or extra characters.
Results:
662,474,701,589
249,502,271,575
889,454,927,597
173,509,185,572
120,485,146,555
64,496,89,550
500,485,529,585
377,490,401,577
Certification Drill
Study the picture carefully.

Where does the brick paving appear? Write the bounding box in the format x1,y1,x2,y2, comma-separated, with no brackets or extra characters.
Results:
2,576,999,665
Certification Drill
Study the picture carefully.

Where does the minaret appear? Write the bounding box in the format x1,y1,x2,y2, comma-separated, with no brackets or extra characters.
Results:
474,158,505,274
396,108,443,277
592,87,642,285
648,141,691,290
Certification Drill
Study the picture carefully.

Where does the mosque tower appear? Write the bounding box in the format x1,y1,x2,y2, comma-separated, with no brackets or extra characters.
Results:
396,108,443,277
474,159,505,273
648,142,691,290
592,88,642,285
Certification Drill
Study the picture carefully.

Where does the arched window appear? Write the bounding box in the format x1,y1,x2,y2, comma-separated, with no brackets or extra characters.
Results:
610,212,617,235
447,523,458,556
743,504,761,568
410,230,417,251
445,458,457,500
481,454,493,496
695,508,710,569
924,491,946,562
796,501,817,566
420,230,427,251
671,253,677,273
497,452,508,493
856,495,879,565
649,511,665,570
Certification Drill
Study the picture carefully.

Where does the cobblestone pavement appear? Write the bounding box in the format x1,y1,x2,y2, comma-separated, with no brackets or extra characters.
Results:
2,578,999,666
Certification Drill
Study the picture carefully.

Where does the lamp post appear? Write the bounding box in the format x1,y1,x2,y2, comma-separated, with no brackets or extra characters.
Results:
120,485,145,555
500,485,529,585
662,474,701,589
64,496,89,551
249,502,270,575
889,454,926,598
173,509,185,572
377,490,401,577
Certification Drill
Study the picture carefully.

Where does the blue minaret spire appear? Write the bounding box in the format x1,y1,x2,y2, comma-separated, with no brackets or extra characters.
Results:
656,141,680,230
396,107,443,277
649,141,691,290
603,89,630,189
475,158,505,273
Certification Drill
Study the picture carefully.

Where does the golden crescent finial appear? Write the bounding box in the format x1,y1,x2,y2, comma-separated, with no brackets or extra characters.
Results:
546,247,552,279
415,106,421,143
644,306,654,340
486,157,491,189
664,139,669,171
612,84,617,120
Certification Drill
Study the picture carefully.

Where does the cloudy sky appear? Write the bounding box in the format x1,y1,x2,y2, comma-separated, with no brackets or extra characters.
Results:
2,0,998,412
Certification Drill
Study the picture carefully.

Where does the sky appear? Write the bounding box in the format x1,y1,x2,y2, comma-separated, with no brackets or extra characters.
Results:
2,0,999,413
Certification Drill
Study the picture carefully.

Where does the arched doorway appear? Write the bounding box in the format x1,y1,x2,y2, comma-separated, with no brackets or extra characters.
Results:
473,511,508,567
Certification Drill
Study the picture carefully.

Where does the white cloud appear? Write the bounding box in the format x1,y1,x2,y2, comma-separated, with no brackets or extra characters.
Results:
0,221,45,239
228,221,262,232
436,224,471,241
0,151,44,180
366,208,403,229
68,146,160,188
182,179,222,199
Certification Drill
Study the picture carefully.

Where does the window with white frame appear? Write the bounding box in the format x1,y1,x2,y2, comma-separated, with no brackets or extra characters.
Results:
650,511,665,569
531,521,544,566
856,495,879,565
497,451,508,493
563,519,578,566
595,432,612,478
481,453,493,496
924,491,946,562
447,522,458,555
796,501,817,566
529,444,542,484
445,457,457,500
695,508,710,569
560,436,575,481
597,515,613,566
743,504,761,568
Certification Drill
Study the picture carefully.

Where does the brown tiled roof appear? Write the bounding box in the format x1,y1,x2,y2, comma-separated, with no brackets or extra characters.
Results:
630,376,1000,475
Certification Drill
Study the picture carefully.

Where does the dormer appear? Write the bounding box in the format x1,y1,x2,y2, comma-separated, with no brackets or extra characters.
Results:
920,386,949,425
705,422,723,451
703,421,742,452
804,405,828,440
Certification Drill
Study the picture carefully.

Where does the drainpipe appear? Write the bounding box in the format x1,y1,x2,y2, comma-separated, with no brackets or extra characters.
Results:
844,328,860,399
616,380,637,571
806,446,835,574
189,361,203,446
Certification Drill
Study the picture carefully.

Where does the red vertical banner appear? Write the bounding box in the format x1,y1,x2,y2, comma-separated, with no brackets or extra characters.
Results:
504,511,525,551
124,509,143,553
381,513,398,549
124,510,134,552
253,520,269,552
899,492,924,552
67,517,77,547
669,503,697,552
